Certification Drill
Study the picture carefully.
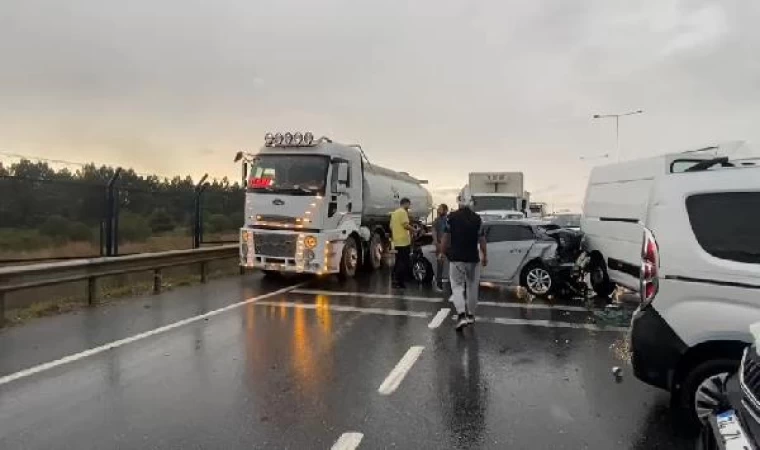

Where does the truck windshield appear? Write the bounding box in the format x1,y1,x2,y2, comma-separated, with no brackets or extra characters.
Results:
248,154,329,195
472,196,517,212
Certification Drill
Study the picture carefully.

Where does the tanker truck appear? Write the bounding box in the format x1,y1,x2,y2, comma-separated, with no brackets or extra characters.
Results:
234,132,433,279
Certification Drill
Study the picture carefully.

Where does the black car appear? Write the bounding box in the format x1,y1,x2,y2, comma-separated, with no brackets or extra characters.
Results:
698,343,758,449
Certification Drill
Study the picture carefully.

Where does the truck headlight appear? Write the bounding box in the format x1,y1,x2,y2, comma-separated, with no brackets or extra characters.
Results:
304,235,317,249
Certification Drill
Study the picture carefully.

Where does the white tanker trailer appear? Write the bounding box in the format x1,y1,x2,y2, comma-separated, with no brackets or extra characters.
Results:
235,132,433,278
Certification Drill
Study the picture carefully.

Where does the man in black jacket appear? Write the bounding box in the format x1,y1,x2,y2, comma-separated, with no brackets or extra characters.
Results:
441,195,488,330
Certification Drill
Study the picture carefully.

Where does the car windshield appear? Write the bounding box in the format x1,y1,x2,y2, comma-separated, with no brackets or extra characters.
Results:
471,196,517,212
552,214,581,228
248,154,329,195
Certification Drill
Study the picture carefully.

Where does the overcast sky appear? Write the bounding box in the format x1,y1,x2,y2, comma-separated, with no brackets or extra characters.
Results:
1,0,759,210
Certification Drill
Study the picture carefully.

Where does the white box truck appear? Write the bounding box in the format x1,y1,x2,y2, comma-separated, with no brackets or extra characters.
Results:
458,172,529,218
235,132,433,278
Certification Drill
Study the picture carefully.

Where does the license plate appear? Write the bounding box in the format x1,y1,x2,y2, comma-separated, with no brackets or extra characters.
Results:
715,410,752,449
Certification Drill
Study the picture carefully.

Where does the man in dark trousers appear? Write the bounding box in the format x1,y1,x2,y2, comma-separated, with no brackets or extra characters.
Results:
390,198,414,289
431,203,449,291
441,194,487,330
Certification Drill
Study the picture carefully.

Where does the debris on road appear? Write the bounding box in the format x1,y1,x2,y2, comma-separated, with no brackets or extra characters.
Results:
612,366,623,383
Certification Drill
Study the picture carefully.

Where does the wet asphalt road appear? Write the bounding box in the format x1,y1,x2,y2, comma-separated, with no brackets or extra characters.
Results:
0,270,695,449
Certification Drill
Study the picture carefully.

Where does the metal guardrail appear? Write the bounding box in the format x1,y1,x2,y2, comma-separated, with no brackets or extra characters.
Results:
0,244,239,326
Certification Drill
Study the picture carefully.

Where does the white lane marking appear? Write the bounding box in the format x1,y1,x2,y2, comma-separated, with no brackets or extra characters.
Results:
331,432,364,450
293,289,594,313
259,298,624,332
479,301,590,313
378,345,425,395
0,283,304,387
255,301,430,318
482,316,627,332
428,308,451,329
292,289,442,303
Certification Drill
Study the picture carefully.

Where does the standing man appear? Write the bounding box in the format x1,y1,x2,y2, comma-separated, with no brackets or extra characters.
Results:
441,194,487,330
390,198,414,289
431,203,449,291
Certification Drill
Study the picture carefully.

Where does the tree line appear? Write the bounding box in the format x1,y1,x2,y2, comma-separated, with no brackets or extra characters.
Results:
0,159,244,253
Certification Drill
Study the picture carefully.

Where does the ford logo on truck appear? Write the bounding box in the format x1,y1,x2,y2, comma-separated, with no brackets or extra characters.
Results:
272,198,285,206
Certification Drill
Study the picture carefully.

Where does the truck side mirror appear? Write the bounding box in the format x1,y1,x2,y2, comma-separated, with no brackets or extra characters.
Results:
521,199,528,211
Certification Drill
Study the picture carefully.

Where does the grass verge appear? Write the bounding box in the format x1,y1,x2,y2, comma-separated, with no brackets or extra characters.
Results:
2,259,242,327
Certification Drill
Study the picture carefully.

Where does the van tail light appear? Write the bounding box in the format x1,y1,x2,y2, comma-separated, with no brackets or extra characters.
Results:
640,227,659,305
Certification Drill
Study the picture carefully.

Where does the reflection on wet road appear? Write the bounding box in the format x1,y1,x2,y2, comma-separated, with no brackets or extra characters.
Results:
0,270,694,449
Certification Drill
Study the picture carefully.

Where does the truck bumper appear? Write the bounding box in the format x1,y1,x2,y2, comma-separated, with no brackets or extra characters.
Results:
239,228,342,274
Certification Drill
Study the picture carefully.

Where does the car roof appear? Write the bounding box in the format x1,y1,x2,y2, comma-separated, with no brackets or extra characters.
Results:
483,219,551,226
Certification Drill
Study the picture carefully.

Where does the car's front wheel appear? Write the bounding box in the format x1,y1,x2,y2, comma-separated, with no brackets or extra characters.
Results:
412,258,434,285
678,359,739,431
521,263,554,297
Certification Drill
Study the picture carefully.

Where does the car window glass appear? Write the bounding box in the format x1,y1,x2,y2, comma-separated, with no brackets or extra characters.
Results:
485,224,512,243
486,224,534,242
515,225,535,240
686,192,760,264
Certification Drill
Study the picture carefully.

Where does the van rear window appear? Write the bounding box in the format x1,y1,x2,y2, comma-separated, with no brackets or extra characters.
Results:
686,192,760,264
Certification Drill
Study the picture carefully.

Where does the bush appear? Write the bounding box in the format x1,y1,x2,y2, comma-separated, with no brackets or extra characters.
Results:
67,222,93,242
149,209,176,233
119,212,151,243
0,229,53,252
205,214,233,234
39,215,72,241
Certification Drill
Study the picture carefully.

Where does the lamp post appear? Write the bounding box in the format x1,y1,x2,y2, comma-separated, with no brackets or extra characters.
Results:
579,153,610,162
592,109,643,161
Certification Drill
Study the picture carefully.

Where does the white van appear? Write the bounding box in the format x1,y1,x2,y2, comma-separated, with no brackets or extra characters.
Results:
581,142,757,296
582,142,760,426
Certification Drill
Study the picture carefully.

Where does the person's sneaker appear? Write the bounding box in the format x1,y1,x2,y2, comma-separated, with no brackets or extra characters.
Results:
466,315,475,325
455,313,468,331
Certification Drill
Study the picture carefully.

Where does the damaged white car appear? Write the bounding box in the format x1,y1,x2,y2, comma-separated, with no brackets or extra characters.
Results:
415,219,585,297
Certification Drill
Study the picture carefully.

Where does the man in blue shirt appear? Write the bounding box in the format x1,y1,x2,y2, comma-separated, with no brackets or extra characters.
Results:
431,204,449,291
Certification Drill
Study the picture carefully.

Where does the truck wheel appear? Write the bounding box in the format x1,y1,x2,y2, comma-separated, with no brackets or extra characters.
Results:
366,232,385,270
520,263,554,297
412,258,434,284
589,257,615,298
339,237,359,279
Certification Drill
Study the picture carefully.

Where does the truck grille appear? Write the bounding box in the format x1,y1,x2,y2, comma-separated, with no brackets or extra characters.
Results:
253,233,296,258
256,215,299,226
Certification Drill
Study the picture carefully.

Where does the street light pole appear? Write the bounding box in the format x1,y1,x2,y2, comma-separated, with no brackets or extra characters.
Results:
592,109,643,162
